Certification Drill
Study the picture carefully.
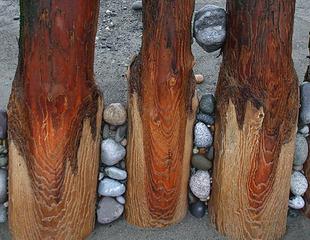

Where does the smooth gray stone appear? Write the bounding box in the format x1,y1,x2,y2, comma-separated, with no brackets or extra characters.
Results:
194,122,213,148
193,5,226,52
199,94,215,114
300,83,310,125
105,167,127,180
101,138,126,166
116,196,126,205
0,155,7,167
0,169,7,204
206,146,214,161
0,204,7,223
115,124,127,142
189,201,206,218
97,197,124,224
98,178,126,197
132,1,142,10
102,124,110,139
196,113,214,125
120,160,126,170
293,134,308,166
0,110,7,139
191,154,212,171
298,125,309,135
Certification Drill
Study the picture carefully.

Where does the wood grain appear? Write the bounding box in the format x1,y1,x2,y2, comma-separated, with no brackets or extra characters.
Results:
8,1,102,239
209,1,299,239
125,0,197,227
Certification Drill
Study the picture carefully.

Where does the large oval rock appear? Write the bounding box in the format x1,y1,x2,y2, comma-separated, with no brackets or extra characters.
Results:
199,94,215,114
191,155,212,171
101,138,126,166
105,167,127,180
0,169,7,204
0,110,7,139
300,83,310,125
103,103,127,126
97,197,124,224
288,195,305,210
194,122,213,148
293,134,308,166
189,170,211,201
193,5,226,52
291,171,308,196
98,178,126,197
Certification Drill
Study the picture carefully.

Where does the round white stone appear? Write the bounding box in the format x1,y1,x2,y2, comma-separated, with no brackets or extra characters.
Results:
98,178,126,197
291,171,308,196
194,122,213,148
101,138,126,166
103,103,127,126
189,170,211,201
288,195,305,210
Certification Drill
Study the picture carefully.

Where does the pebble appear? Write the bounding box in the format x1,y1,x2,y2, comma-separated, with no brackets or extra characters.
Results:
189,170,211,201
102,124,110,139
291,171,308,196
97,197,124,224
298,125,309,136
98,178,126,197
0,155,7,167
199,94,215,114
98,172,104,181
193,5,226,52
101,138,126,166
105,167,127,180
120,160,126,170
195,74,204,84
293,134,308,166
131,1,142,10
103,103,127,126
300,83,310,125
196,113,214,125
288,195,305,210
121,138,127,147
0,204,7,223
191,155,212,171
0,169,7,204
116,196,126,205
206,146,214,161
194,122,213,148
115,124,127,142
0,110,7,139
189,201,206,218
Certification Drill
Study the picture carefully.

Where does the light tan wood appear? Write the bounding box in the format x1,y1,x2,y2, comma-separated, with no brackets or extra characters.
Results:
8,97,103,240
209,101,296,239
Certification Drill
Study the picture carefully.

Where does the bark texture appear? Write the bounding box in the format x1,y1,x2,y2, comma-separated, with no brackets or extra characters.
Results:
209,1,299,239
125,0,198,227
8,1,102,239
304,33,310,218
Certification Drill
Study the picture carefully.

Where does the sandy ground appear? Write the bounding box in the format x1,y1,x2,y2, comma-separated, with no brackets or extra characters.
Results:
0,0,310,239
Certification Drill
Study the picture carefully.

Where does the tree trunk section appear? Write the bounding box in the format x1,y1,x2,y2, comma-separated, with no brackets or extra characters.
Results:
209,1,298,239
125,0,197,227
304,33,310,218
8,1,102,239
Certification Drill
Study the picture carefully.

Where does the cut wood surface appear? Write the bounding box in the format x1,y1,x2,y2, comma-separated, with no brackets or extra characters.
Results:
8,1,102,239
125,0,198,227
209,1,299,239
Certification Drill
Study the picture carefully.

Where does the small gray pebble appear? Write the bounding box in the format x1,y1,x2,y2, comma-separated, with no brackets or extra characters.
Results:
98,178,126,197
199,94,215,114
101,138,126,166
120,160,126,170
97,197,124,224
293,134,308,166
193,5,226,52
189,201,206,218
132,1,142,10
105,167,127,180
300,83,310,125
298,125,309,135
196,113,214,125
0,110,7,139
194,122,213,148
115,124,127,142
116,196,126,205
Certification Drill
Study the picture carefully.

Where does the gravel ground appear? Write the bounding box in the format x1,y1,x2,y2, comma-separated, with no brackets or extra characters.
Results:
0,0,310,239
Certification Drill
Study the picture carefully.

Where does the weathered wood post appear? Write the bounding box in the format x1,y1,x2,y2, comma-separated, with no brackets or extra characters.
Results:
209,1,299,239
125,0,198,227
8,1,103,239
304,33,310,218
